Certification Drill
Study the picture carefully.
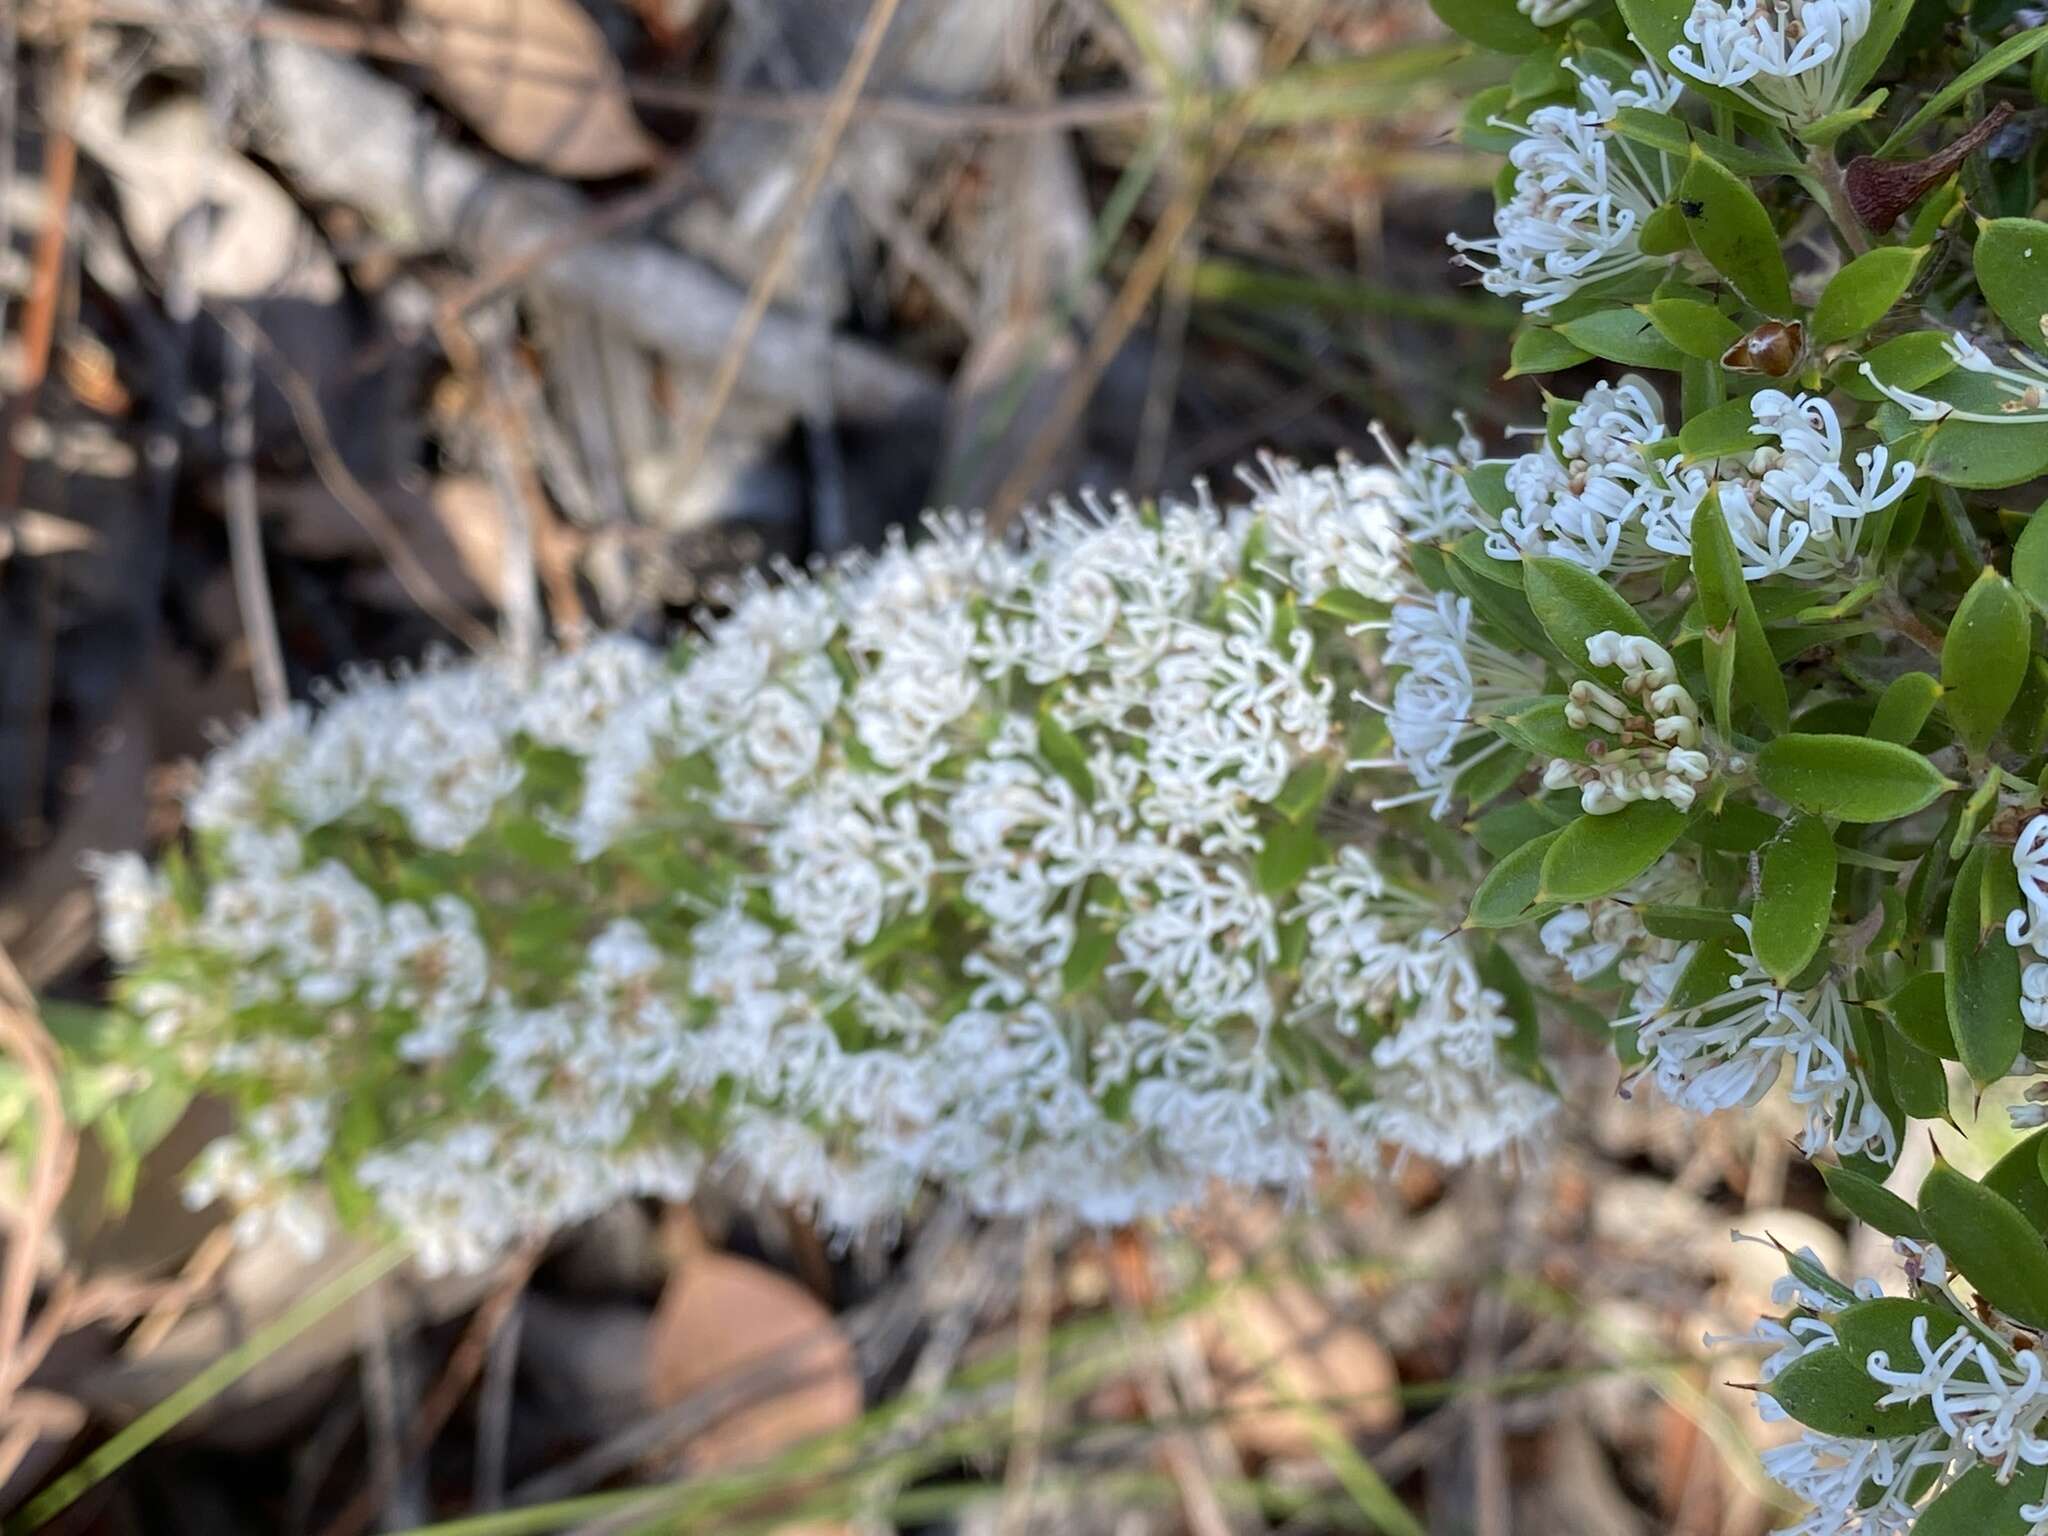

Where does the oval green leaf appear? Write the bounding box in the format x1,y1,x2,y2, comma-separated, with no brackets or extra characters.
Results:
1918,1160,2048,1329
1679,146,1793,317
1869,672,1940,746
1811,245,1926,347
1467,828,1565,928
1753,815,1837,984
1643,297,1742,359
1555,307,1690,371
1818,1162,1924,1238
1754,735,1953,823
1537,800,1690,904
1973,217,2048,352
1523,556,1653,674
2014,506,2048,619
1946,841,2024,1090
1941,568,2029,757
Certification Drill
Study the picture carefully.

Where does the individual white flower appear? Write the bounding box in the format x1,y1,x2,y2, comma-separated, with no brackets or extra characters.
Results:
1243,452,1406,603
379,669,523,851
1492,377,1672,572
1448,64,1684,313
518,636,668,752
1354,591,1547,818
1543,633,1712,813
1625,917,1893,1162
1366,419,1490,546
1670,0,1873,125
371,896,490,1061
274,861,384,1006
186,707,310,833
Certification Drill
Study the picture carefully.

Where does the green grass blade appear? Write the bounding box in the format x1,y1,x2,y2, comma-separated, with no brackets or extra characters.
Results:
1189,258,1519,330
13,1242,409,1532
1877,27,2048,155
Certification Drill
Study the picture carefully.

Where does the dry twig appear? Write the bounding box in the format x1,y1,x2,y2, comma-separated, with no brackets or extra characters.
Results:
988,0,1325,525
219,308,496,652
665,0,908,497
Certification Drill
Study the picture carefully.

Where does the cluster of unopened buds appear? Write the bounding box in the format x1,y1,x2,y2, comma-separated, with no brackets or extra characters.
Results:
1545,633,1712,813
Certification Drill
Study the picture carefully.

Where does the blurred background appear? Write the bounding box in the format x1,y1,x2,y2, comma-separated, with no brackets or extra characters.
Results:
0,0,1957,1529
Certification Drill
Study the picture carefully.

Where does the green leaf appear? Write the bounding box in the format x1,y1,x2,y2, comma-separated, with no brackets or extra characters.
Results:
2013,507,2048,619
1678,396,1769,461
1643,297,1742,359
1273,758,1337,823
1610,106,1692,158
1311,586,1387,625
1555,307,1690,370
1062,915,1118,995
1882,1021,1950,1122
1915,1458,2048,1536
1693,126,1805,178
1037,711,1096,799
1884,970,1957,1058
1257,818,1330,896
1692,489,1791,732
1464,463,1517,521
1454,740,1534,807
1879,29,2048,155
1523,556,1652,673
1753,815,1837,984
1537,801,1690,904
1820,1162,1923,1237
1679,145,1793,317
1467,828,1565,928
1507,327,1593,378
1942,568,2030,755
1755,735,1953,822
1485,696,1594,760
1638,201,1692,256
1989,1129,2048,1231
1925,416,2048,491
1869,672,1941,746
1811,246,1926,346
1918,1160,2048,1328
1460,83,1520,153
1427,0,1548,52
1764,1343,1939,1438
1946,841,2024,1090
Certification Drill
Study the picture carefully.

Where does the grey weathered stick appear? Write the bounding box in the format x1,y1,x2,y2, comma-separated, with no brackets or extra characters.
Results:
256,43,938,425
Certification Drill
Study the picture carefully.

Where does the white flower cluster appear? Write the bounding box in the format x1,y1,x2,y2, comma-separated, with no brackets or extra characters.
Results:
1544,632,1711,813
1449,63,1682,314
1489,379,1914,582
1623,916,1895,1162
1670,0,1872,125
1727,1238,2048,1536
97,461,1559,1273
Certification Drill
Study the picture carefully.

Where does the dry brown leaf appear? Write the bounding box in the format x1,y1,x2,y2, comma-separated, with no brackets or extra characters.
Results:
404,0,659,178
644,1244,860,1475
1200,1276,1400,1463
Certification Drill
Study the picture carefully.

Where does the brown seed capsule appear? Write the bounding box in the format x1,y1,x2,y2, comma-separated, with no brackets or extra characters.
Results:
1721,319,1805,377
